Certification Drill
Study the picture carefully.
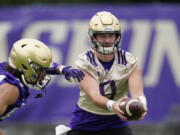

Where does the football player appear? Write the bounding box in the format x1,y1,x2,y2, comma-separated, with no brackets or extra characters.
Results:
63,11,148,135
0,38,84,123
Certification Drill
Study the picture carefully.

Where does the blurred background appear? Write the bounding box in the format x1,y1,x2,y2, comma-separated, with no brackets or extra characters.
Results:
0,0,180,135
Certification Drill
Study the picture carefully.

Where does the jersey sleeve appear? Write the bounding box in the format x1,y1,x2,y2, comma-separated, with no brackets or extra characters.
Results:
75,52,99,80
0,73,29,107
125,51,138,74
51,62,59,69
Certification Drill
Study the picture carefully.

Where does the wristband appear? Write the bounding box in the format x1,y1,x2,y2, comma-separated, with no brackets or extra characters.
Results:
59,65,66,73
106,100,115,111
138,96,147,109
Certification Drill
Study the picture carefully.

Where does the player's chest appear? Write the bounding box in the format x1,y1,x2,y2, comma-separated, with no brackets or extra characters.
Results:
97,65,129,82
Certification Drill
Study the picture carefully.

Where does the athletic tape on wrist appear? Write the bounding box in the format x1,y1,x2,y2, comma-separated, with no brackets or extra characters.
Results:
106,100,115,111
138,96,147,108
59,65,66,73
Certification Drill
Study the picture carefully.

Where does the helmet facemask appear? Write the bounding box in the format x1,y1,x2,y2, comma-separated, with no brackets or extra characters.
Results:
21,59,51,90
88,11,121,55
89,30,121,55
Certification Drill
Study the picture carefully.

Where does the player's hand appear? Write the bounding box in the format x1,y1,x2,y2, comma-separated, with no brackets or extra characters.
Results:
112,97,129,121
138,110,147,120
61,66,85,82
44,66,85,82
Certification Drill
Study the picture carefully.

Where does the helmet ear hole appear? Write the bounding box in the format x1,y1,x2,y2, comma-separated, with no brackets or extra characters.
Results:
42,58,47,62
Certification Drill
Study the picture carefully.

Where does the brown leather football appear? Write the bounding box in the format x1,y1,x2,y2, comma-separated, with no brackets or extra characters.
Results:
119,98,145,120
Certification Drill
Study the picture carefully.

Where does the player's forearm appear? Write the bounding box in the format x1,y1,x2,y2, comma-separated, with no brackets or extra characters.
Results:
88,92,110,108
128,66,147,110
129,86,144,98
80,72,112,109
128,65,145,98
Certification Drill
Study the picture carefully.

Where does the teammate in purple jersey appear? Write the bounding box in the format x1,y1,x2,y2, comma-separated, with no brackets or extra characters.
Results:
0,38,84,135
57,11,148,135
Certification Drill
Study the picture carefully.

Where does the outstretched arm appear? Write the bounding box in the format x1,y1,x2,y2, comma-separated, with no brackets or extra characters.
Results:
44,63,85,82
128,65,145,98
128,65,147,119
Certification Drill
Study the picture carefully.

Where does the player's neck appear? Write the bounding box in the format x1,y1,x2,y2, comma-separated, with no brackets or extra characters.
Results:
96,52,114,62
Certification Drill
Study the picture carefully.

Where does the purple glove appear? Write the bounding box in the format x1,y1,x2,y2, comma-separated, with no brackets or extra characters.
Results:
62,66,85,82
44,65,85,82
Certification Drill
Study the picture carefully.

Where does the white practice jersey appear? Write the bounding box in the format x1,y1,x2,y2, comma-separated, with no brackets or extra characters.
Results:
75,49,138,115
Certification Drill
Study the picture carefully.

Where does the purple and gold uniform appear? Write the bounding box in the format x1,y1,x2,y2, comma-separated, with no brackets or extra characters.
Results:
69,49,137,131
0,62,29,121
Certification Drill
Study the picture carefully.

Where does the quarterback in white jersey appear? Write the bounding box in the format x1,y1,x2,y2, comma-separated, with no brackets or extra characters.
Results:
76,49,137,115
65,11,147,135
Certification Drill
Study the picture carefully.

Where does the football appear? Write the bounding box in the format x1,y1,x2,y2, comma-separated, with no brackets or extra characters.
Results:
119,98,145,120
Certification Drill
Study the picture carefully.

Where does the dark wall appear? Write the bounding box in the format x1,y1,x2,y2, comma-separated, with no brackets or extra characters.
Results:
0,0,179,6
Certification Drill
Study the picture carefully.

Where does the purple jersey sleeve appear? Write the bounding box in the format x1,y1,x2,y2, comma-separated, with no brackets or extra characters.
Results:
0,62,29,121
52,62,59,69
